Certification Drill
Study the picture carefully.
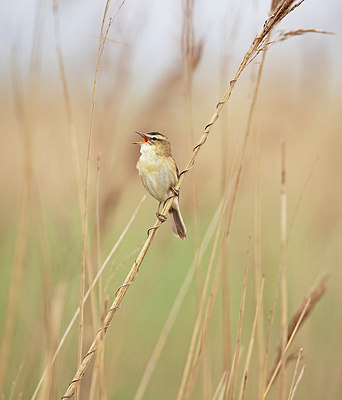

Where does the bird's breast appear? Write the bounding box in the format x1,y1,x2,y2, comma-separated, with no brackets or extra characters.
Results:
137,153,177,202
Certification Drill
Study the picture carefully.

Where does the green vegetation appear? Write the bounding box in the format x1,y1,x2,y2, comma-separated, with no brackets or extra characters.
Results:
0,0,340,399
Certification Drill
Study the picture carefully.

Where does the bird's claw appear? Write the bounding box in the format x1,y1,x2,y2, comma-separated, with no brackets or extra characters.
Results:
147,226,158,237
170,187,179,197
156,212,167,222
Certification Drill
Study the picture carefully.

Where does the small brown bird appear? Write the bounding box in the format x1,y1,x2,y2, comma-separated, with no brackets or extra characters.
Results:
134,131,187,239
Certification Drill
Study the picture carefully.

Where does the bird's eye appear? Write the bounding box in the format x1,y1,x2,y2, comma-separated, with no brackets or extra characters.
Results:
151,137,157,141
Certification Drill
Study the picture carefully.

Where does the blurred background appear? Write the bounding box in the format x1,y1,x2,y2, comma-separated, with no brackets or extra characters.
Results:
0,0,341,399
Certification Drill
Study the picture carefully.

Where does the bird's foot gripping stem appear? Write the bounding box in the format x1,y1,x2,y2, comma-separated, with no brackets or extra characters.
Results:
163,187,179,205
147,211,167,237
170,187,179,197
156,212,167,222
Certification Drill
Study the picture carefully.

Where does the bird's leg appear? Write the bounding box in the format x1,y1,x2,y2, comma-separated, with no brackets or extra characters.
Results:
163,186,179,205
147,203,166,237
147,226,158,237
170,186,179,197
156,202,167,222
147,190,178,237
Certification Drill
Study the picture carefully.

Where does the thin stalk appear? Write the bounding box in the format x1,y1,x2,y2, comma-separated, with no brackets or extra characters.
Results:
237,279,265,400
0,0,45,385
264,275,327,398
227,238,250,400
30,196,144,400
77,0,109,376
263,299,310,399
52,0,83,213
181,213,225,400
250,37,268,400
288,348,303,400
133,198,223,400
288,366,305,400
280,142,288,400
261,274,280,400
61,2,308,397
77,0,126,391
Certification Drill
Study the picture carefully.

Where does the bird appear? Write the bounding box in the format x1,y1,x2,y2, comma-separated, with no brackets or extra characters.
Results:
134,131,187,239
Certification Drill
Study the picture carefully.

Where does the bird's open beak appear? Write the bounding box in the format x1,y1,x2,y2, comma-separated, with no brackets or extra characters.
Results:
133,131,148,145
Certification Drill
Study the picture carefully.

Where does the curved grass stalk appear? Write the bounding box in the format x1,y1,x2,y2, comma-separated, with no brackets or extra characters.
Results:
61,2,308,397
30,196,145,400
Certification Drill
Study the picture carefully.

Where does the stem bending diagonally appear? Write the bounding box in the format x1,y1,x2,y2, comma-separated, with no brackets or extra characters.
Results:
61,1,306,397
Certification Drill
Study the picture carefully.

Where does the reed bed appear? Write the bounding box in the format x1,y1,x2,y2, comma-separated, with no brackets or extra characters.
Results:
0,0,340,399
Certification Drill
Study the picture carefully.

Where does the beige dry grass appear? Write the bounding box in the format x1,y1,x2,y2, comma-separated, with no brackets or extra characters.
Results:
61,2,315,397
0,0,338,399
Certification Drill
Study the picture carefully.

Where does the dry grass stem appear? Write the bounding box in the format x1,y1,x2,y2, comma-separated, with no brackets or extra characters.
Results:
89,298,108,400
177,216,224,400
0,0,335,398
240,373,248,400
61,1,310,397
288,157,319,239
286,276,328,348
227,238,250,400
9,362,24,400
237,278,265,400
181,5,204,375
212,371,227,400
264,301,309,399
264,275,328,398
252,29,334,62
288,365,305,400
280,142,288,400
30,196,144,400
61,223,167,398
183,224,225,400
96,154,103,308
288,348,303,399
177,155,241,399
133,200,224,400
246,27,269,399
183,174,253,399
0,45,35,393
39,285,66,400
52,0,83,213
77,3,127,393
77,0,110,378
277,28,334,41
0,191,29,392
261,276,280,400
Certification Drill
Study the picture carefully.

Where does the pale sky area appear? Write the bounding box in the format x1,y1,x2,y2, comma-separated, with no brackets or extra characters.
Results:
1,0,342,94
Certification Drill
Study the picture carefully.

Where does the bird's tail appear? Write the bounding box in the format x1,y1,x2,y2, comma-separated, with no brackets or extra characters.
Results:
168,198,186,239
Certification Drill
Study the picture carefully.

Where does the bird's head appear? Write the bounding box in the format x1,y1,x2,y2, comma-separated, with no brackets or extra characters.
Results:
133,131,172,156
